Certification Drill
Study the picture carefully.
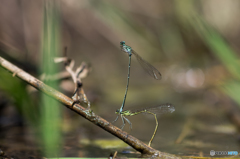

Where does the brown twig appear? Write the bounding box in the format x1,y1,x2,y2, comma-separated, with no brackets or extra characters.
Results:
54,48,91,109
0,56,180,158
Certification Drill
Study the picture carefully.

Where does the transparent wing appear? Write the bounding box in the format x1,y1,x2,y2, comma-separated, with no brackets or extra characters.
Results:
132,104,175,115
144,104,175,114
131,50,161,80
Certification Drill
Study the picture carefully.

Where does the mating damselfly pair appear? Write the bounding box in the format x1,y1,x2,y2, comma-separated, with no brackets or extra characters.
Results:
113,41,175,146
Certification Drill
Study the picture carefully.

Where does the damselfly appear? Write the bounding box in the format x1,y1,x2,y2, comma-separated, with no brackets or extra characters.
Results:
117,41,162,114
115,104,175,146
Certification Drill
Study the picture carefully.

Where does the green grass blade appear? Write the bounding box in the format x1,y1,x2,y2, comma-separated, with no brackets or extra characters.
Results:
40,1,62,157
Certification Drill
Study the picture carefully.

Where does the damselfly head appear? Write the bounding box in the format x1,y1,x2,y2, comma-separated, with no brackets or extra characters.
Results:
120,41,125,46
115,109,120,114
120,41,132,55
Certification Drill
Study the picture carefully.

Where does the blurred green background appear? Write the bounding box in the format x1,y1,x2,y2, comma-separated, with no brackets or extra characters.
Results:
0,0,240,158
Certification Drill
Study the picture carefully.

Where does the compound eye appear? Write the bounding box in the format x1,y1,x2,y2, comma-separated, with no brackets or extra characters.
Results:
120,41,125,45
